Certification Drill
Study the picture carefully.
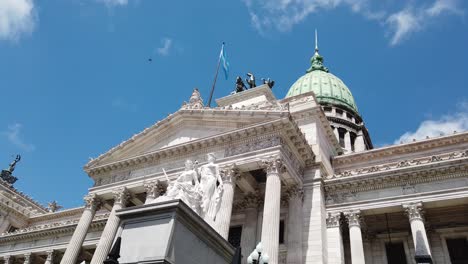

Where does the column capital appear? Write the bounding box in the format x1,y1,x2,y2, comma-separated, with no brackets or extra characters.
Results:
345,210,362,228
403,202,424,221
46,250,54,263
113,187,130,206
3,255,12,264
326,212,342,228
220,165,240,184
144,180,164,200
241,191,261,209
285,185,304,201
262,156,285,175
23,253,31,264
84,193,101,211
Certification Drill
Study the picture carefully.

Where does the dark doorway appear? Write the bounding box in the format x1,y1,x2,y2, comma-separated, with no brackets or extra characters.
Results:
228,226,243,248
446,238,468,264
385,242,408,264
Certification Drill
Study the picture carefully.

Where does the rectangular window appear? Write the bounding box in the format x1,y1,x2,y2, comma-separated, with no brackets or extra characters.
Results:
228,226,242,248
385,242,407,264
446,238,468,264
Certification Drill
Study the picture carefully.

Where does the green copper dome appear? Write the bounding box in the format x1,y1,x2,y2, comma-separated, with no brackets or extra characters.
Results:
286,49,359,114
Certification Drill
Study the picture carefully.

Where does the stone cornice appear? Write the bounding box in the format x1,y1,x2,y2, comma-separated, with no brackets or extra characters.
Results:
0,180,48,213
85,106,290,171
28,207,84,223
86,116,314,177
0,213,109,242
334,132,468,167
325,156,468,193
329,150,467,180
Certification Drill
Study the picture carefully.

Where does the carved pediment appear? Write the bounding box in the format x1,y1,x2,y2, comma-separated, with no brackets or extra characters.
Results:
85,110,289,170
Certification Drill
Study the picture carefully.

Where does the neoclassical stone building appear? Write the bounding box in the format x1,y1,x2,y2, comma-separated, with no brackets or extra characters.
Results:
0,45,467,264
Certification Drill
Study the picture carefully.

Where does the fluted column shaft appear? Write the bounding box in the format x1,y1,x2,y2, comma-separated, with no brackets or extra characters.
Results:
240,192,260,264
354,132,366,152
215,166,240,239
90,188,129,264
344,130,352,152
403,202,432,263
260,158,283,264
286,186,303,264
61,194,100,264
346,211,365,264
327,213,345,264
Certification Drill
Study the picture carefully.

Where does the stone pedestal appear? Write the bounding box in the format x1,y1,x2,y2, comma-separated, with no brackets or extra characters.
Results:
115,200,235,264
403,203,432,263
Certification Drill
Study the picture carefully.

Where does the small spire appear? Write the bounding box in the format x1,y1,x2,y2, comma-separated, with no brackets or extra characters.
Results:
315,29,319,54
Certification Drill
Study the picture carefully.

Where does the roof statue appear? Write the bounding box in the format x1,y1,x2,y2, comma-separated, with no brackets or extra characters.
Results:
246,72,256,88
235,76,247,93
262,78,275,89
47,201,63,212
182,88,204,109
1,154,21,185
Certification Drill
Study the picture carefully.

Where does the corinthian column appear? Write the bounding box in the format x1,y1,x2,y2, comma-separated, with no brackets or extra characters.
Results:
285,185,304,264
144,180,163,204
3,255,11,264
23,253,31,264
90,187,130,264
345,211,365,264
61,194,101,264
260,157,284,264
215,166,240,239
45,250,54,264
403,202,432,263
240,192,260,263
327,213,345,264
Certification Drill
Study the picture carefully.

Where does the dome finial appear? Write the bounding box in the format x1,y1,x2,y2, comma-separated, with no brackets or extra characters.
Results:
307,29,329,73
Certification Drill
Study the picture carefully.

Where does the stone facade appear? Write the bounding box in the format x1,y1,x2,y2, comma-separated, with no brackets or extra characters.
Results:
0,69,467,264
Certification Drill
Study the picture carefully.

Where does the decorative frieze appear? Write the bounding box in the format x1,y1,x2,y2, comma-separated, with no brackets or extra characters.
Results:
403,202,424,221
331,150,467,179
285,185,304,201
345,211,362,227
84,193,101,211
113,187,130,206
325,162,468,194
225,136,282,157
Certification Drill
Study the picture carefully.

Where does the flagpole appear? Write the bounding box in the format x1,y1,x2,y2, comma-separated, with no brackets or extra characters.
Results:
207,42,224,107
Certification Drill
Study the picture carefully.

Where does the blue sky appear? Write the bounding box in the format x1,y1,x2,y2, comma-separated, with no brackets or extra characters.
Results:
0,0,467,208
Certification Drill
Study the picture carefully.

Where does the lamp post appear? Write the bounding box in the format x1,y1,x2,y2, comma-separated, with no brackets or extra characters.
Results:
247,243,269,264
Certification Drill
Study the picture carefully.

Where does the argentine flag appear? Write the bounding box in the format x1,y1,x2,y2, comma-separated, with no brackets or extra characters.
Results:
220,43,229,80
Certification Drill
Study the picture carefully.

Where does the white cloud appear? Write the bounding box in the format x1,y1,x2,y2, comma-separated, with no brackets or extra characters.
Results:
386,0,463,45
97,0,129,6
242,0,464,45
156,38,173,56
2,123,35,152
394,102,468,144
0,0,36,41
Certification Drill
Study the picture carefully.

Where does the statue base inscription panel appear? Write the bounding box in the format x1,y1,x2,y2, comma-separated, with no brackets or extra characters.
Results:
115,200,234,264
